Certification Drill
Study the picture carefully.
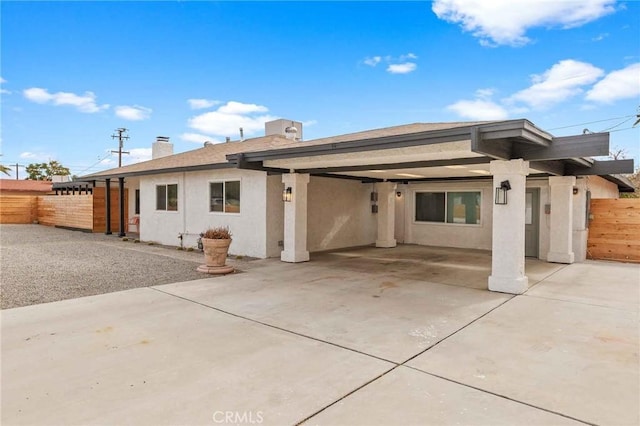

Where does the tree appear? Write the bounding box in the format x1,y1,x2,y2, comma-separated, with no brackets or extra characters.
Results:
621,167,640,199
25,160,71,181
0,164,10,176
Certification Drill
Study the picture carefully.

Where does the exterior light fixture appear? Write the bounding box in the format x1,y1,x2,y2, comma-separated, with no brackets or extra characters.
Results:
495,180,511,205
282,187,292,202
573,187,579,195
396,191,402,197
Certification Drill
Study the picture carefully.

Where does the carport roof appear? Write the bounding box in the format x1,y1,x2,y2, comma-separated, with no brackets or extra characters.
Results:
82,119,634,191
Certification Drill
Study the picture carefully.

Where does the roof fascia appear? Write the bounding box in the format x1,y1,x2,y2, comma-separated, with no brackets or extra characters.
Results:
83,163,233,180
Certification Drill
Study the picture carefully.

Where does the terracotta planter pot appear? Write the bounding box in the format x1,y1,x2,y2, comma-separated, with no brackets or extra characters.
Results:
202,238,232,267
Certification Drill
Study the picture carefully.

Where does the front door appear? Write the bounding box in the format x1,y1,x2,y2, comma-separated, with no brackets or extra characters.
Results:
525,188,540,257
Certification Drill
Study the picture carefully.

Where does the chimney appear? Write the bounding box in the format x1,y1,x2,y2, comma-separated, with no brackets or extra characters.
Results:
152,136,173,159
265,119,303,141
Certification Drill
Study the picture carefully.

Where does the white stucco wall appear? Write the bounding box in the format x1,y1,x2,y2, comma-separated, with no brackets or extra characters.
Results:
306,176,377,252
138,169,270,258
403,181,494,251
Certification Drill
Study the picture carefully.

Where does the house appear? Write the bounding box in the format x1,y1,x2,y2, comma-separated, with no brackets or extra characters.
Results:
81,118,634,294
0,179,54,196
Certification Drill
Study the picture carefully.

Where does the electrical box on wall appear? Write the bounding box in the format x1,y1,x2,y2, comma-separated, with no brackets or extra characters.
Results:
370,191,378,202
371,205,378,213
545,204,551,214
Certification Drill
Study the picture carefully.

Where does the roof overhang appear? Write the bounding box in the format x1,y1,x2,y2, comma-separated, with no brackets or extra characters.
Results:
226,119,634,191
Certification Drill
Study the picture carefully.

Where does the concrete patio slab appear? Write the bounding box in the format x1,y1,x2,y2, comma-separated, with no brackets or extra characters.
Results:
312,245,564,290
1,288,393,426
156,268,512,363
526,260,640,311
408,295,640,426
307,366,581,425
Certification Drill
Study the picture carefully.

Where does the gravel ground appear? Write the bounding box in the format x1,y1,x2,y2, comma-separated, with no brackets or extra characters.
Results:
0,224,260,309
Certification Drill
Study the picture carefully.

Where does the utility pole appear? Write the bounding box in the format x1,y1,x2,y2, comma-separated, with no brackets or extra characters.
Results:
14,163,25,180
110,128,130,167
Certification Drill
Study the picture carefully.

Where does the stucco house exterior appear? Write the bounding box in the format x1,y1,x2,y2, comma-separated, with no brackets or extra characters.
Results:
80,118,634,294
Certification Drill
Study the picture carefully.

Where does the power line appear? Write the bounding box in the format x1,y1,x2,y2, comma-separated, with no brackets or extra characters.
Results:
110,128,130,167
75,152,113,176
547,114,636,131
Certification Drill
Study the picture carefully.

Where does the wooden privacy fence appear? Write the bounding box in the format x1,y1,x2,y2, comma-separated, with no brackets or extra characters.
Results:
0,195,38,224
0,188,127,232
587,198,640,263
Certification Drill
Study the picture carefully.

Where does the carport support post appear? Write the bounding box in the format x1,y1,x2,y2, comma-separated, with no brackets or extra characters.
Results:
376,181,397,248
281,173,310,263
488,159,529,294
105,178,112,235
118,177,126,237
547,176,576,263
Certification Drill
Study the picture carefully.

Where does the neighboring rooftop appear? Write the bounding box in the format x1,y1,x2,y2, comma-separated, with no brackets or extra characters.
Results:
0,179,54,193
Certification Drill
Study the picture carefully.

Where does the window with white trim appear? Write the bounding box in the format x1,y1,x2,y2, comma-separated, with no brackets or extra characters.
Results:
210,181,240,213
415,191,481,224
156,184,178,211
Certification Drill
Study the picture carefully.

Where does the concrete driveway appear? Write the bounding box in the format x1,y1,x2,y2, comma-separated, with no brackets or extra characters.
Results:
2,245,639,425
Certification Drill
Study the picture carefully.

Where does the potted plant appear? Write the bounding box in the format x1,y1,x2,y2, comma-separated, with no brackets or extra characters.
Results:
196,226,234,274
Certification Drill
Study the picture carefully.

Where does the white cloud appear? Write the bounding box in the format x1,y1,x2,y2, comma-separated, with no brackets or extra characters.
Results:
508,60,604,108
125,148,152,164
217,101,268,115
187,98,221,110
302,119,318,127
432,0,616,46
585,63,640,103
23,87,109,113
19,151,51,162
387,62,417,74
364,56,382,67
115,105,152,121
0,77,9,95
180,132,222,144
188,101,277,138
592,33,609,41
447,99,509,120
363,53,418,74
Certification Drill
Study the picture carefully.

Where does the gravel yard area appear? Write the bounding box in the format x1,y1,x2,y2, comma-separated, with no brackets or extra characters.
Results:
0,224,256,309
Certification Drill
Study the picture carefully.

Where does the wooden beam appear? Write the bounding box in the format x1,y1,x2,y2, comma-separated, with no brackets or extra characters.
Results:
567,159,635,176
513,133,609,161
530,160,564,176
470,128,512,160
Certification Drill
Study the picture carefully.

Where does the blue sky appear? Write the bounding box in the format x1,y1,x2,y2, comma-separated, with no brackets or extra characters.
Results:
1,1,638,179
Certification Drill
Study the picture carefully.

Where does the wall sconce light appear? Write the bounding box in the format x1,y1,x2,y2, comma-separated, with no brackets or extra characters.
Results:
573,187,579,195
282,187,292,202
495,180,511,205
396,191,402,197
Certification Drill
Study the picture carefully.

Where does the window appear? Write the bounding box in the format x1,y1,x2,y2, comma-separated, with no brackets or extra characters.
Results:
135,189,140,215
210,181,240,213
415,191,481,225
156,184,178,211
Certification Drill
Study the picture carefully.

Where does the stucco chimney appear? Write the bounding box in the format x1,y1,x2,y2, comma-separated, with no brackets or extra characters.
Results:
152,136,173,159
265,119,303,141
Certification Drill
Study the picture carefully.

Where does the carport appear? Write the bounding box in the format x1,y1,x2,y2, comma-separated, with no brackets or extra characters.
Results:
228,119,634,294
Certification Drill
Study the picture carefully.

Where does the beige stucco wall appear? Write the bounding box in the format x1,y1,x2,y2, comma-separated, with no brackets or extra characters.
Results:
402,181,494,251
307,176,377,252
586,176,619,199
265,175,285,258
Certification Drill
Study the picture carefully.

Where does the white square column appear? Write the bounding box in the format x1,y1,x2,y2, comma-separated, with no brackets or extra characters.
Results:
488,159,529,294
547,176,576,264
281,173,310,263
376,182,397,248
